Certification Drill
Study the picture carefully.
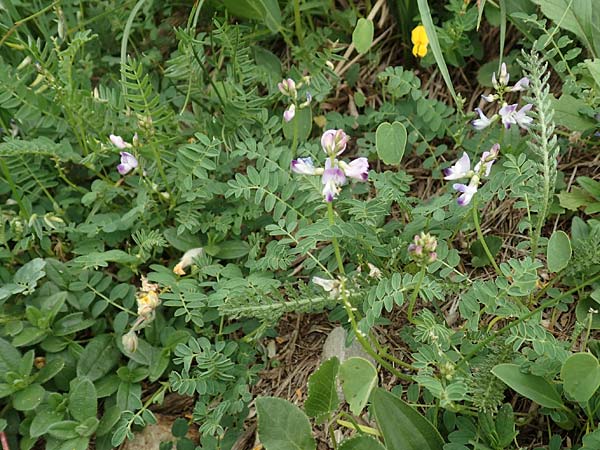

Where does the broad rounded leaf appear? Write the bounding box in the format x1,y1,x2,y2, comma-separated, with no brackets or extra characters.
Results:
222,0,282,33
13,383,45,411
256,397,315,450
491,364,564,409
77,334,120,381
561,353,600,403
68,377,97,422
547,230,572,273
371,388,444,450
339,357,377,415
352,18,374,54
304,357,340,422
30,410,63,437
376,122,407,165
283,106,312,143
0,337,21,374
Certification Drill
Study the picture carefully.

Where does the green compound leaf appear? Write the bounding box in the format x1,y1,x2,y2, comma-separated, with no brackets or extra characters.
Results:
492,364,564,409
304,357,340,422
339,435,386,450
561,353,600,403
376,121,407,165
353,18,374,54
256,397,316,450
339,357,377,415
371,388,444,450
547,230,572,273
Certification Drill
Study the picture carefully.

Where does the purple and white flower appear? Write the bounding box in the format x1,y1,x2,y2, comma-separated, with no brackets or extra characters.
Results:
291,129,368,203
510,77,530,92
481,93,498,103
291,157,317,175
443,152,472,180
472,108,493,130
321,129,349,156
453,182,478,206
117,151,138,175
492,63,510,89
474,144,500,177
283,104,296,122
499,103,533,129
321,159,346,202
340,157,369,181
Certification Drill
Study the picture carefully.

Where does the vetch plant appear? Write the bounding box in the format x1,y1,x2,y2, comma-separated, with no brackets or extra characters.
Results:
291,129,368,202
472,63,533,131
444,144,499,206
278,76,312,123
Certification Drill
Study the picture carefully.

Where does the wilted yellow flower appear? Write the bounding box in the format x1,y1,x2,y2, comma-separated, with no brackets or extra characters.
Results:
137,290,160,318
411,25,429,58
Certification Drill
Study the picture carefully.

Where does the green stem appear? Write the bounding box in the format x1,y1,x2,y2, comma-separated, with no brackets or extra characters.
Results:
340,284,412,381
86,284,137,316
293,0,304,46
407,266,426,324
370,336,417,371
291,110,299,155
327,201,410,381
327,202,345,275
472,195,502,276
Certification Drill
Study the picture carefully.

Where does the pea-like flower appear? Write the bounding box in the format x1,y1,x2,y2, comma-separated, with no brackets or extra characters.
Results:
291,157,318,175
173,247,204,275
444,144,499,206
472,108,493,131
453,182,479,206
411,25,429,58
110,134,131,149
339,157,369,181
312,276,341,298
474,63,532,130
321,129,349,156
499,103,533,129
444,152,472,180
278,78,297,99
492,63,510,89
117,151,138,175
283,104,296,122
322,159,347,202
291,130,368,202
408,232,438,266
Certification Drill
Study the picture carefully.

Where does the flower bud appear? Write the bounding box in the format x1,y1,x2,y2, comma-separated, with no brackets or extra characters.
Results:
321,129,349,156
408,232,438,266
122,331,138,353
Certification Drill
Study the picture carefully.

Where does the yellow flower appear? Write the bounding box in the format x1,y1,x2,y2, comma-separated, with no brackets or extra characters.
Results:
411,25,429,58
